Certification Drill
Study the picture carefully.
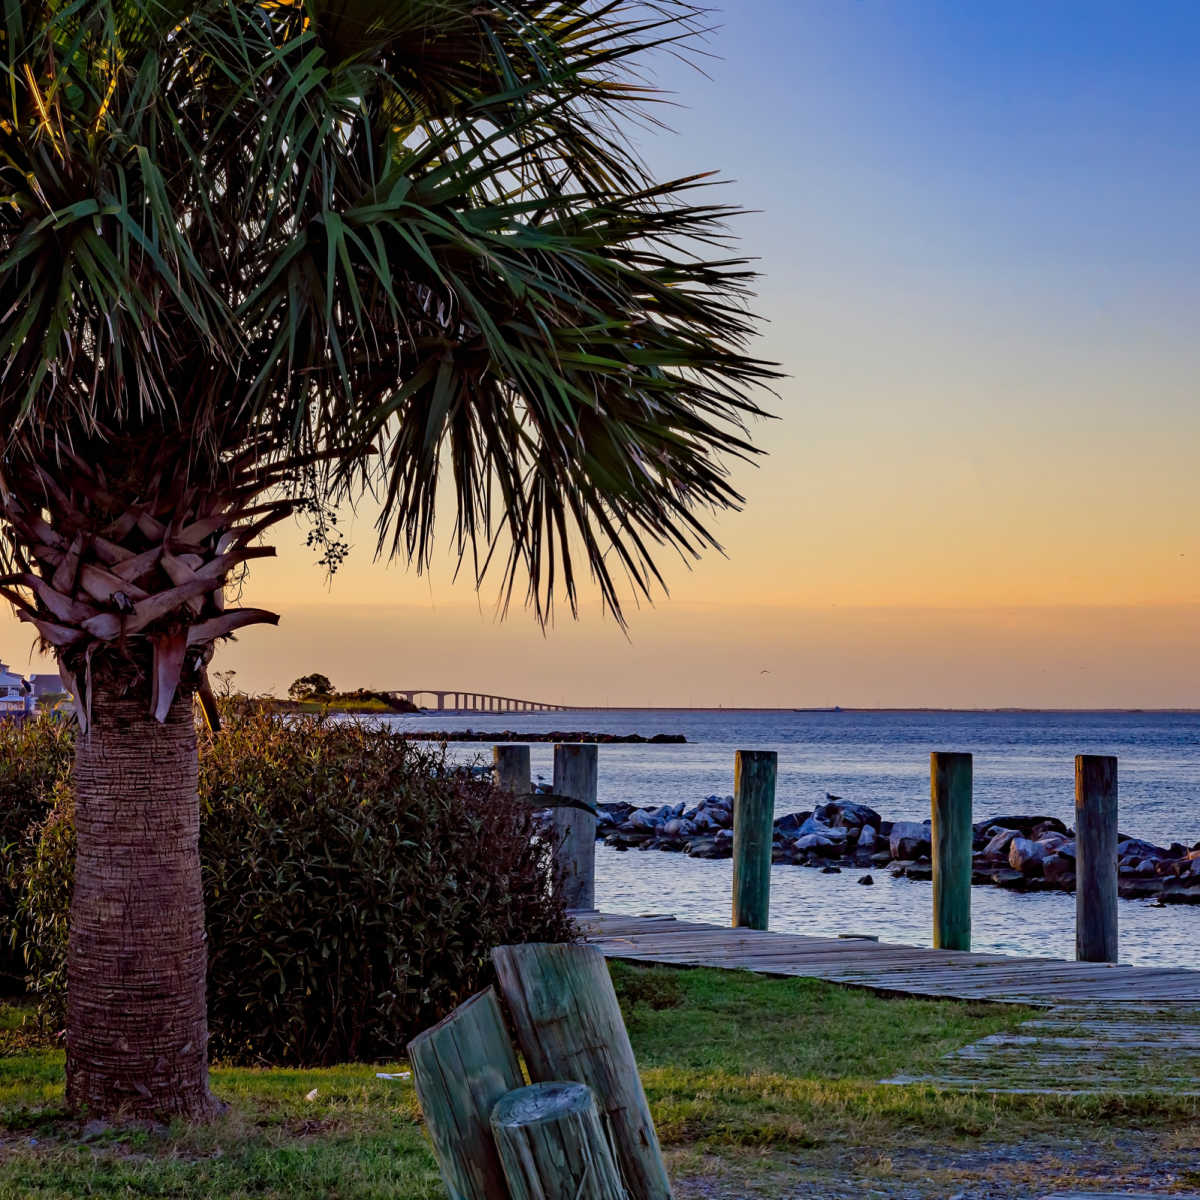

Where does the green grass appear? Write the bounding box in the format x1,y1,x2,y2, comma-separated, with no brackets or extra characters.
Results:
0,966,1195,1198
609,963,1199,1151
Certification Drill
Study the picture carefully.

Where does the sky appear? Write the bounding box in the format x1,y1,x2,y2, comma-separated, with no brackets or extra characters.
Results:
6,1,1200,708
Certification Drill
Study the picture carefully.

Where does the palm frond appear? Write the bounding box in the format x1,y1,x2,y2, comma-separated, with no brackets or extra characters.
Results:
0,0,777,715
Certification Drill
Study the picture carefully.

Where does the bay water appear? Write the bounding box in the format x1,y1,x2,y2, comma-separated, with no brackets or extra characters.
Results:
385,708,1200,968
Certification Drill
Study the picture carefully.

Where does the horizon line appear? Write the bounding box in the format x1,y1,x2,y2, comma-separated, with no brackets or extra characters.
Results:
392,705,1200,715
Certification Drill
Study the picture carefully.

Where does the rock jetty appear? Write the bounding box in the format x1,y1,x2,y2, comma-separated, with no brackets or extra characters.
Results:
404,730,686,744
596,796,1200,906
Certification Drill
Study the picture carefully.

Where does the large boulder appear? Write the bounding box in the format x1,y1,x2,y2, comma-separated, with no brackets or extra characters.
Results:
813,800,882,830
596,802,634,832
687,837,730,860
1154,850,1200,877
707,805,733,830
1031,819,1070,840
624,809,659,833
773,812,809,837
975,815,1069,840
1009,837,1047,875
890,820,930,860
857,824,878,851
796,815,846,841
1118,838,1169,861
1119,855,1158,878
982,828,1020,858
794,833,839,856
1043,853,1075,888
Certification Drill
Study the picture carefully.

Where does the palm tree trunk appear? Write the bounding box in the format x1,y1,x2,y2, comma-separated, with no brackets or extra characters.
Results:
66,674,218,1120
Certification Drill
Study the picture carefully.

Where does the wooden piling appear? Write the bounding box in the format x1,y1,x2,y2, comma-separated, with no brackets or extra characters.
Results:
931,751,972,951
552,743,598,911
491,1082,626,1200
493,744,531,796
1076,754,1119,964
406,988,523,1200
732,749,776,931
493,942,672,1200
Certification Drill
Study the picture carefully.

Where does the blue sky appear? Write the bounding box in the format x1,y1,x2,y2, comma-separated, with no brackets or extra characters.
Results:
643,1,1200,425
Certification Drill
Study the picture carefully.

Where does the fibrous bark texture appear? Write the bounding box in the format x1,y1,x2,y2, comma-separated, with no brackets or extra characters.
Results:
66,675,218,1120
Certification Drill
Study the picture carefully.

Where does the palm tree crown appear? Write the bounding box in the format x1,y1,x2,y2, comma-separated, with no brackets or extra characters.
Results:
0,0,774,721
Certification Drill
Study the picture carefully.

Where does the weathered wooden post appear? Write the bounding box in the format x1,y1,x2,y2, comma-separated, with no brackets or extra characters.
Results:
406,989,523,1200
931,751,972,951
552,742,598,911
732,749,776,931
491,1082,627,1200
493,943,672,1200
493,743,531,795
1076,754,1119,963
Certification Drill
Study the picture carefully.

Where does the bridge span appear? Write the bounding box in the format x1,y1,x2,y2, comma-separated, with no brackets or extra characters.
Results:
386,689,571,713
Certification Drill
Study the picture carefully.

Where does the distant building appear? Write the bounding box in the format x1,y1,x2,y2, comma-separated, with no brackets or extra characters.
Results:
0,662,27,715
29,673,64,698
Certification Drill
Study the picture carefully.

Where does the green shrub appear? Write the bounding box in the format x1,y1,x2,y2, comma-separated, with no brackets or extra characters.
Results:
0,716,73,989
22,711,575,1064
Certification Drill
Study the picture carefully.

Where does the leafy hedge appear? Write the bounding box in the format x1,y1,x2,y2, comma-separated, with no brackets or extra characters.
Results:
20,711,575,1064
0,716,73,989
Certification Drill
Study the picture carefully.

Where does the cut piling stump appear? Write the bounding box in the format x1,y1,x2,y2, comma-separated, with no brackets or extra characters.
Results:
491,1081,627,1200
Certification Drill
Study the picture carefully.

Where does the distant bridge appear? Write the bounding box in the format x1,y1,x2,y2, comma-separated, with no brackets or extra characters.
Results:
386,689,572,713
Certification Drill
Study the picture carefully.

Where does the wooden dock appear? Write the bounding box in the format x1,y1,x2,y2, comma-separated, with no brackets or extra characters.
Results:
581,912,1200,1005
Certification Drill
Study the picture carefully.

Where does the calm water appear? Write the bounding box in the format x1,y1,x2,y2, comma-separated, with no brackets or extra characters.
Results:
383,708,1200,968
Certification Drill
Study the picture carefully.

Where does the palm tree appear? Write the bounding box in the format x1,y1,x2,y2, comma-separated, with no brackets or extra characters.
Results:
0,0,775,1119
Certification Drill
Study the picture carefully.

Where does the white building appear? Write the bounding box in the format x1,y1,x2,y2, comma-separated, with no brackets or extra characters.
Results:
0,662,28,715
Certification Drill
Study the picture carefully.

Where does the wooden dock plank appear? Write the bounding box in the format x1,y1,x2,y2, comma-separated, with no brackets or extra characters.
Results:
582,912,1200,1005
